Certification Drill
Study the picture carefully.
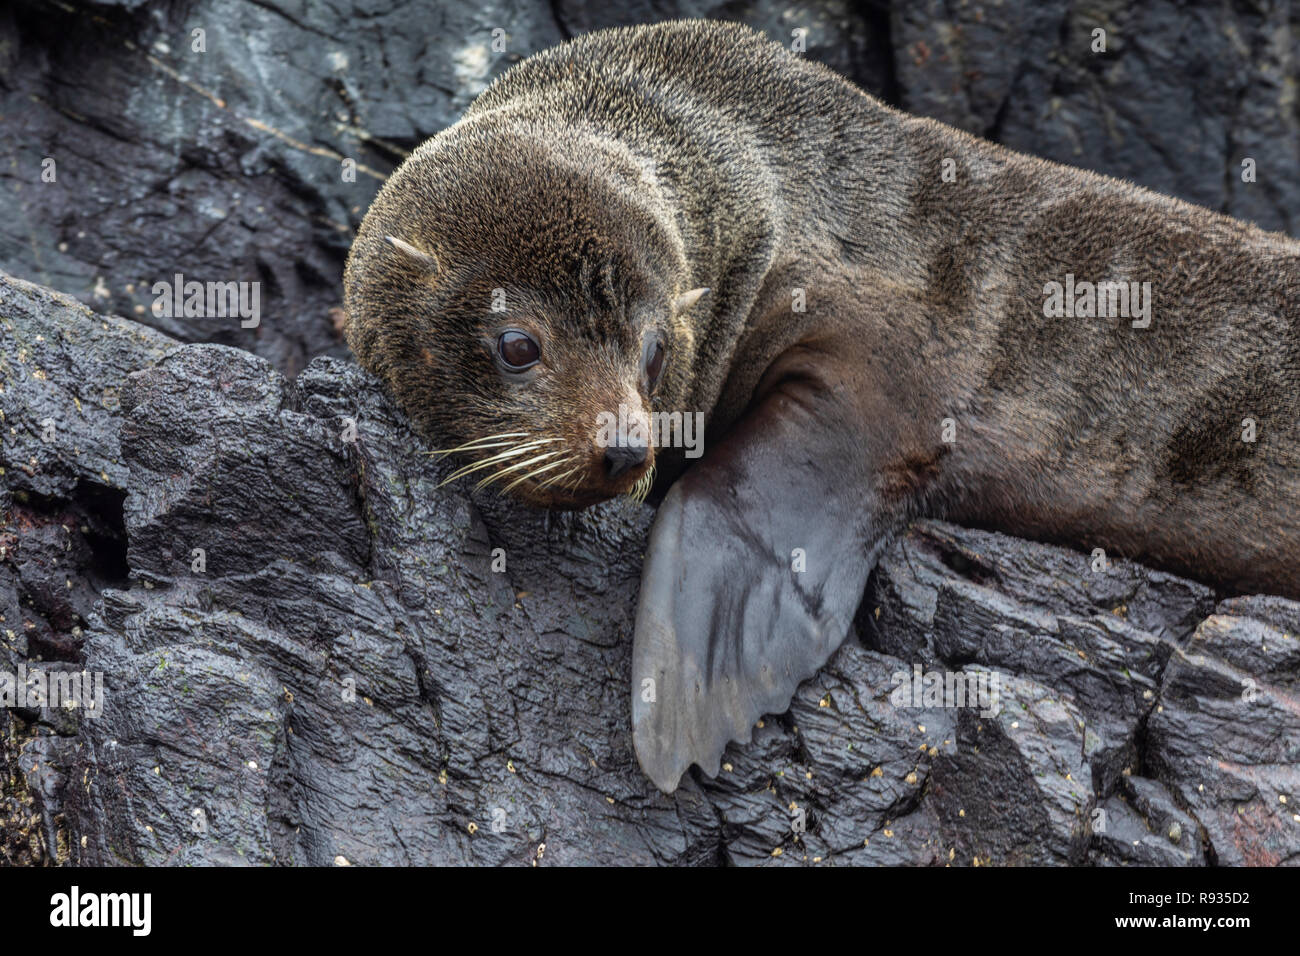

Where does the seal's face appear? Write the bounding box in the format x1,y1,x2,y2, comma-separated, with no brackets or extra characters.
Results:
425,270,672,510
344,126,703,509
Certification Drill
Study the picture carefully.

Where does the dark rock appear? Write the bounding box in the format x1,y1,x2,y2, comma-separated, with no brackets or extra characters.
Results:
1092,776,1205,867
0,272,175,864
0,274,174,499
0,0,565,374
1146,596,1300,866
892,0,1299,233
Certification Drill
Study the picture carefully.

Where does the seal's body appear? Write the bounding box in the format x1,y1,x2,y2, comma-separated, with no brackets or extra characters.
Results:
344,20,1300,792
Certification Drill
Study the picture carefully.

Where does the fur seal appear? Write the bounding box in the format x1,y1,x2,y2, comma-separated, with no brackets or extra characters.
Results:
344,20,1300,793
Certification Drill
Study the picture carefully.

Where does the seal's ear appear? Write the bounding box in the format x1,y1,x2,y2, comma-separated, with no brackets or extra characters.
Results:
672,287,710,312
386,235,439,274
631,379,883,793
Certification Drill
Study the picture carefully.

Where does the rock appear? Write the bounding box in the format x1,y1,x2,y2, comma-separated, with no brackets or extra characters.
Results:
4,268,1297,865
0,273,174,500
0,0,566,374
1,272,175,864
1092,775,1206,867
1146,596,1300,866
892,0,1299,232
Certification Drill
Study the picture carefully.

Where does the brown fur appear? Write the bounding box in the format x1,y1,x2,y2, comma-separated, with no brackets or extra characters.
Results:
344,19,1299,598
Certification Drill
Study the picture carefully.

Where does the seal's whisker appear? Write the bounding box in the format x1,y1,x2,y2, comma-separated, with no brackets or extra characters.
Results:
440,454,527,486
628,466,656,504
473,451,564,492
438,440,559,485
500,458,570,494
539,462,582,490
482,456,564,494
428,432,530,456
564,466,589,493
430,442,516,458
460,438,558,466
430,434,554,458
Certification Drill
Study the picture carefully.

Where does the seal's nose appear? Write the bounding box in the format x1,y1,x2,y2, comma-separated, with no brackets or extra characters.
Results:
604,442,647,479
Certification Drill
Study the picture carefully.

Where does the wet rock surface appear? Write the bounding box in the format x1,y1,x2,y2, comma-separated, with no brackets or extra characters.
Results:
3,271,1296,865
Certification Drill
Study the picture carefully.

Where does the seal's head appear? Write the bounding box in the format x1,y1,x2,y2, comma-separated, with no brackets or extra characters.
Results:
344,121,707,509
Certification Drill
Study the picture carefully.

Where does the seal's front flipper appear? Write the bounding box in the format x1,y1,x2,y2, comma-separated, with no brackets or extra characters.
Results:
631,383,882,793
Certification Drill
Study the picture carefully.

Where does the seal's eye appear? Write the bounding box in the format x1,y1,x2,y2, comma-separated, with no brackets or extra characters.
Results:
497,330,540,371
645,338,667,393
